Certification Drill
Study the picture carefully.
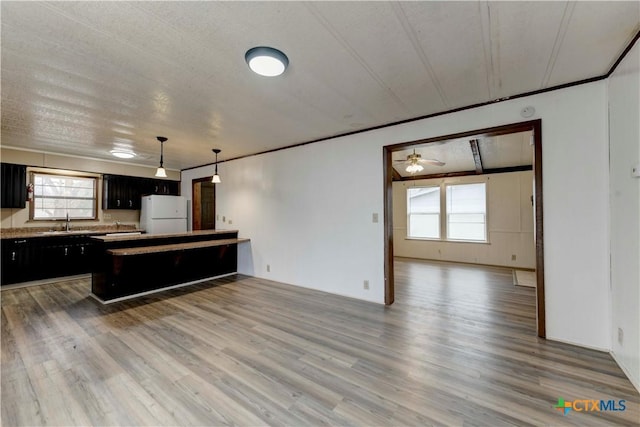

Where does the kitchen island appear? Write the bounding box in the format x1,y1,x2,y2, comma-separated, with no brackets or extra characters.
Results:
90,230,248,303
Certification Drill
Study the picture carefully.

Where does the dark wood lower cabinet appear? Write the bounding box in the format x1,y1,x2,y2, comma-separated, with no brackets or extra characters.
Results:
1,236,96,285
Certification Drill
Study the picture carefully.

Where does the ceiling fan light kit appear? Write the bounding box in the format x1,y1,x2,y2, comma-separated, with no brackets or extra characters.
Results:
396,149,445,174
406,163,424,173
245,46,289,77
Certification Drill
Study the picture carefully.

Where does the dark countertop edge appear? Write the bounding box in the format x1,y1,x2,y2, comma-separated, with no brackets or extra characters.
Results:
90,229,240,242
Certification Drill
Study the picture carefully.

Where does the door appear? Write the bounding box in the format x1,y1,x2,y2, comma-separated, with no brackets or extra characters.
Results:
192,177,216,231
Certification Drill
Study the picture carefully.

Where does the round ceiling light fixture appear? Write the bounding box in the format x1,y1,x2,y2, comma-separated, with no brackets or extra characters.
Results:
110,150,136,159
245,46,289,77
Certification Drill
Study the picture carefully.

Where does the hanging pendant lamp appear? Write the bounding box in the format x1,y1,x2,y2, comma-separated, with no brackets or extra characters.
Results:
212,148,221,183
155,136,168,178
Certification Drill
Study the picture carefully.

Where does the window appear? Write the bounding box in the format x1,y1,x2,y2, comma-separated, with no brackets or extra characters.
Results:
446,183,486,241
407,186,440,238
407,182,487,242
32,172,97,220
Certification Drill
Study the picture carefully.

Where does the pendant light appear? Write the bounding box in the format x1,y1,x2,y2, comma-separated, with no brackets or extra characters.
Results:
155,136,168,178
212,148,221,183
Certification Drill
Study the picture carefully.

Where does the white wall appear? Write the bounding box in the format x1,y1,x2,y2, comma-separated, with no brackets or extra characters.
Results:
393,171,535,269
609,40,640,391
181,80,611,350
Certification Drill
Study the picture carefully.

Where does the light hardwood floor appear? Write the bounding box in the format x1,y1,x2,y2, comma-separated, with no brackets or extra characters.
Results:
2,258,638,426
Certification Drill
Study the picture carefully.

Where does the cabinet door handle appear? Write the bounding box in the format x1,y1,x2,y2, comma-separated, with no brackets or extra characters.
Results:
129,200,132,207
11,251,16,261
117,199,121,207
64,247,68,256
81,246,85,255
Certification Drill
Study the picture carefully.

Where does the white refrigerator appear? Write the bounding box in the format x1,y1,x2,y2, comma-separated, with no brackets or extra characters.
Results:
140,195,187,234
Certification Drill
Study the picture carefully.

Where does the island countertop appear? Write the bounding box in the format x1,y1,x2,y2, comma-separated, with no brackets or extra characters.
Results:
106,238,250,256
90,229,240,243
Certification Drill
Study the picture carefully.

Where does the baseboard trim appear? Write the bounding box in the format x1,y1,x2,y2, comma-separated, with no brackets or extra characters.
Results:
611,350,640,394
90,272,237,304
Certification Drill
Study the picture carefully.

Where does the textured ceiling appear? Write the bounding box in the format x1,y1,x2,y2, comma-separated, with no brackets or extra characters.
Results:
1,1,638,171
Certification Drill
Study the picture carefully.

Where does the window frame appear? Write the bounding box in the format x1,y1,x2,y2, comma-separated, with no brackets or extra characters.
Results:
406,180,489,244
406,185,441,239
444,182,488,242
29,170,98,221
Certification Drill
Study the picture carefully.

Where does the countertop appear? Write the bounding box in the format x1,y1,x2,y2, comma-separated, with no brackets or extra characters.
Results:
1,226,144,240
91,229,240,243
107,238,250,256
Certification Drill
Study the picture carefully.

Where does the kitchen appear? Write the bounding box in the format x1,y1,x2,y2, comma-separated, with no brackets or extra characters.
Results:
1,151,245,301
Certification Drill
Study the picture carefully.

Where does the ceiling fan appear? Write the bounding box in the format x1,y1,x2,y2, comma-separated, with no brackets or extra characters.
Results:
394,149,445,174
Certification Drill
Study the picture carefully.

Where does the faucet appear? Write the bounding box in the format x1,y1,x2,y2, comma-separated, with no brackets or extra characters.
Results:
65,213,71,231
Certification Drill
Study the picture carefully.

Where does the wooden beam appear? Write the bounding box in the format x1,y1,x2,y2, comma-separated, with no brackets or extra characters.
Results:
469,139,483,174
484,165,532,174
397,165,532,181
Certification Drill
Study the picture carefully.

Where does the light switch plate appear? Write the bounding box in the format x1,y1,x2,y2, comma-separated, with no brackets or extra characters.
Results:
632,163,640,178
372,213,379,223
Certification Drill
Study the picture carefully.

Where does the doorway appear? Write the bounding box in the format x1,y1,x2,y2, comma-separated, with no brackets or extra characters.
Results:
192,177,216,231
383,119,545,337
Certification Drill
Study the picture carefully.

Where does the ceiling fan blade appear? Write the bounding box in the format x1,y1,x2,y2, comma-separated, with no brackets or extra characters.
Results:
418,159,446,166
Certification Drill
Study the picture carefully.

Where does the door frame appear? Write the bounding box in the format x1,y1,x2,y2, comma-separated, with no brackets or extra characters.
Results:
383,119,545,338
191,176,216,231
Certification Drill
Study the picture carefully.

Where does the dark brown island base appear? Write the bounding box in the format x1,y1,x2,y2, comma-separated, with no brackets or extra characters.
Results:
90,230,249,303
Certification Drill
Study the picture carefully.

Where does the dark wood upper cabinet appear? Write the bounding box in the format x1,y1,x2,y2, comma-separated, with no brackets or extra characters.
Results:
103,174,180,210
1,163,27,209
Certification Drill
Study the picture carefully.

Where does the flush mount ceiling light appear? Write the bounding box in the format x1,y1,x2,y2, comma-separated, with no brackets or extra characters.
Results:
211,148,221,184
110,150,136,159
245,46,289,77
155,136,168,178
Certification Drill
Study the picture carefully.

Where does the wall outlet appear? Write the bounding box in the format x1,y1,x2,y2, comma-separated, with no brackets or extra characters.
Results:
222,216,226,222
618,327,624,345
372,213,378,223
266,264,270,273
216,214,220,220
363,280,369,290
228,220,232,225
511,254,517,261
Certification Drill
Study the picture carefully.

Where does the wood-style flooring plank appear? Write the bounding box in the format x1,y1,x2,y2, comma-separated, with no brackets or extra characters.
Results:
2,259,639,426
